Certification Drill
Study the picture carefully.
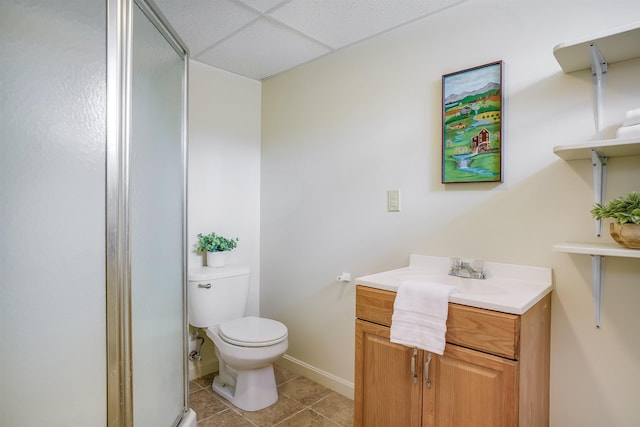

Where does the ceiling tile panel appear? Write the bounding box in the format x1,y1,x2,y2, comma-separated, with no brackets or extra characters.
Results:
236,0,289,13
270,0,465,48
156,0,469,79
195,17,332,80
154,0,259,54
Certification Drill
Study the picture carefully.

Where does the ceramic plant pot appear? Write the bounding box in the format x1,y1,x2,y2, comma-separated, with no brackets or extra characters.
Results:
207,251,227,268
610,223,640,249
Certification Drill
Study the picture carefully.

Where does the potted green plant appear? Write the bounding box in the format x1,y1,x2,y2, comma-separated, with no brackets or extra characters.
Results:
591,191,640,249
197,232,239,267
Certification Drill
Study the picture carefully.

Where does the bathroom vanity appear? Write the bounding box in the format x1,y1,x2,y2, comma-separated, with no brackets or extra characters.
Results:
354,255,552,427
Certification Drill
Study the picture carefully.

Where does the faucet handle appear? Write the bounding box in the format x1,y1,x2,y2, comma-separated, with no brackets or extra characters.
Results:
470,259,486,279
450,257,462,269
470,259,484,272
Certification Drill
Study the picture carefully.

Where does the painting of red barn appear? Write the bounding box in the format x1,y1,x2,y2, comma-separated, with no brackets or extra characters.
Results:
442,61,503,183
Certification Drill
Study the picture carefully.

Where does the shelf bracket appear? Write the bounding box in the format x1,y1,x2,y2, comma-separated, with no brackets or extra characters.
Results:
589,43,607,140
591,150,607,237
590,255,605,327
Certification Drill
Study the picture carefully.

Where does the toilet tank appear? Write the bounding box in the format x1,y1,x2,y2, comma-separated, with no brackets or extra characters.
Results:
187,265,251,328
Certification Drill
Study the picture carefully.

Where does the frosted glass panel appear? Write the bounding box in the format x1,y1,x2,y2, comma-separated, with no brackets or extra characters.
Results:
130,4,186,426
0,0,106,425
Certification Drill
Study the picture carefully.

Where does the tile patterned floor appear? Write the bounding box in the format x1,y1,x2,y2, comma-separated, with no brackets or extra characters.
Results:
190,365,354,426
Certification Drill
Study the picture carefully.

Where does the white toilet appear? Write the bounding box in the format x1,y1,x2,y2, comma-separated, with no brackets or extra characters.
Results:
187,266,288,411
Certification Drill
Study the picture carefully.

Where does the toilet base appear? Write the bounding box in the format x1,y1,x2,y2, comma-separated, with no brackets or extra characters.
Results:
212,364,278,412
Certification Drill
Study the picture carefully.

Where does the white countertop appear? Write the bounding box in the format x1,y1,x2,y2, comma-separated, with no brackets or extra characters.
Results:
355,254,553,315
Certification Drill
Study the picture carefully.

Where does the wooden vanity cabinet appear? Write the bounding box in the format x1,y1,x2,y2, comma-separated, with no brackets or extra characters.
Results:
355,285,551,427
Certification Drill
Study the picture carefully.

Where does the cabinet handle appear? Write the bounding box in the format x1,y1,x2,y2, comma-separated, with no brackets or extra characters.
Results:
198,283,212,289
424,352,432,389
411,347,418,384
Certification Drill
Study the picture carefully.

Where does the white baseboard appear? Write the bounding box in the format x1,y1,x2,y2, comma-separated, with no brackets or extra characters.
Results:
276,354,354,400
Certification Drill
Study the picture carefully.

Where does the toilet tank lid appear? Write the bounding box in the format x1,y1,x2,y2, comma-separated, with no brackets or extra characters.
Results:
188,265,250,281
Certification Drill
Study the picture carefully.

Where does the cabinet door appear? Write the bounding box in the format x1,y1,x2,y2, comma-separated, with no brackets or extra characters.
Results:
432,344,519,427
355,319,423,427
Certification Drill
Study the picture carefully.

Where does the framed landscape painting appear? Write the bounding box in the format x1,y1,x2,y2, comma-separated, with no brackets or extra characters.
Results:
442,61,503,183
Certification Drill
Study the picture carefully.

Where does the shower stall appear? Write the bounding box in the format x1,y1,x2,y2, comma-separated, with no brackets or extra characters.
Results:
1,0,193,426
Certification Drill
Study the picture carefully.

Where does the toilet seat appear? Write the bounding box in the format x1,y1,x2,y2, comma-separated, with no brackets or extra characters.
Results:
218,316,288,347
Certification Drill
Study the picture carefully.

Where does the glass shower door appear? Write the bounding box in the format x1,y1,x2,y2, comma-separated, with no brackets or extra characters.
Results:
0,1,107,425
129,2,187,426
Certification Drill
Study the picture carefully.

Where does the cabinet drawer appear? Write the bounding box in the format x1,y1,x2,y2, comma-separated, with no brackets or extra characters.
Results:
355,286,396,326
447,303,520,360
356,285,520,360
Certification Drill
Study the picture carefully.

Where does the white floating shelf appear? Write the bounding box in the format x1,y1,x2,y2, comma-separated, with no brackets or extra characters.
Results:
553,137,640,236
553,22,640,73
554,242,640,258
554,242,640,328
553,137,640,160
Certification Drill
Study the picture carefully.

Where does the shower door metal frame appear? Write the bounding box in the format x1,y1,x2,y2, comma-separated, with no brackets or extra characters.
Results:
106,0,189,425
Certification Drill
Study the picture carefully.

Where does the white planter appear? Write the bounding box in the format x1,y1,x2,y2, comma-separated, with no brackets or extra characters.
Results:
206,251,227,268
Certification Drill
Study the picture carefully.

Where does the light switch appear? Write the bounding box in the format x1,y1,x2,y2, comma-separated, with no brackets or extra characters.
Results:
387,190,400,212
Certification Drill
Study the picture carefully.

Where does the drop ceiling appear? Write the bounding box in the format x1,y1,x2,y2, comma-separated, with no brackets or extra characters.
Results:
154,0,466,80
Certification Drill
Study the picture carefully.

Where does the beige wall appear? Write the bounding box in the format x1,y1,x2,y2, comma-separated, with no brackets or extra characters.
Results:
188,61,262,315
261,0,640,425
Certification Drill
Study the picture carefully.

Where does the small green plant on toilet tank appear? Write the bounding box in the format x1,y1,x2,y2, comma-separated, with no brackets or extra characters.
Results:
197,232,239,267
197,232,239,252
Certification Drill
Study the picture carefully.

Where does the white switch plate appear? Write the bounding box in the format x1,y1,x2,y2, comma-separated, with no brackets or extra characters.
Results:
387,189,400,212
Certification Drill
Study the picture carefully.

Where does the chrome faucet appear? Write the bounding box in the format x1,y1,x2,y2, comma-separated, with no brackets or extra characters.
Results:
449,258,486,279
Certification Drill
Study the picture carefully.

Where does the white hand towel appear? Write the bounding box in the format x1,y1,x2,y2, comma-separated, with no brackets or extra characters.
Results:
616,123,640,139
622,107,640,127
390,280,457,355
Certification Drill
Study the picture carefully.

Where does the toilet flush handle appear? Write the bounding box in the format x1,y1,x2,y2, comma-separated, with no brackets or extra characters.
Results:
198,283,212,289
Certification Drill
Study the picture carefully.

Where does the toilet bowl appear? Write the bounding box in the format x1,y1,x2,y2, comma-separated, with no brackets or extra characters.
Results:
187,266,288,411
205,317,288,411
